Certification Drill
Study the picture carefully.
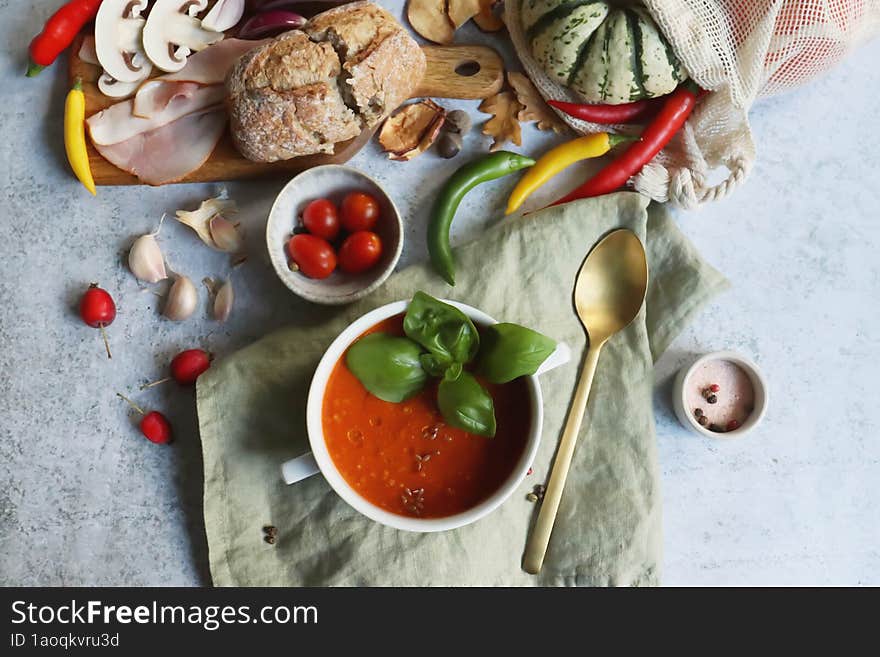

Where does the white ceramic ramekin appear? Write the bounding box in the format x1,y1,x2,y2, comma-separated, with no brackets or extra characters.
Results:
672,350,768,439
280,299,570,532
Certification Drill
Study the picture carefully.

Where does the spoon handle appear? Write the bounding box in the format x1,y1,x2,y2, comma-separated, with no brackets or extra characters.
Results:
523,344,602,574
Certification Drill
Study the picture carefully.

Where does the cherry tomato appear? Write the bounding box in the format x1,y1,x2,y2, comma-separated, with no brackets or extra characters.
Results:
340,192,380,232
301,198,339,240
287,234,337,279
338,231,383,274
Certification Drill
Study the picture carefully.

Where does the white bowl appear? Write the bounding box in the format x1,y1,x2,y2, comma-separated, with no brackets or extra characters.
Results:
282,299,571,532
266,165,403,305
672,350,768,439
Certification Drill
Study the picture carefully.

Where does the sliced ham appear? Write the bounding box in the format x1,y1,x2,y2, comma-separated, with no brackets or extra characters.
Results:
93,108,227,186
132,38,269,118
87,84,225,145
132,81,203,118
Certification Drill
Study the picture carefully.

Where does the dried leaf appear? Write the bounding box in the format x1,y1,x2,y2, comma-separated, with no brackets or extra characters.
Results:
474,0,504,32
478,90,523,152
447,0,481,29
508,72,568,133
407,0,454,45
379,100,447,161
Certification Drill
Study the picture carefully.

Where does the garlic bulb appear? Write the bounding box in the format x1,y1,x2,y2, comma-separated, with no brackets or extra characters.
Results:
128,233,167,283
163,275,198,321
213,279,234,322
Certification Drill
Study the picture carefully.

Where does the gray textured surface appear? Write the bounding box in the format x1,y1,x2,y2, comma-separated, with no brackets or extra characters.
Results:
1,1,878,586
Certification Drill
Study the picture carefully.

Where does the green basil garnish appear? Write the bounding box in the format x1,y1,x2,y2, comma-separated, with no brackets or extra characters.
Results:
345,333,427,403
403,291,479,367
437,372,496,437
477,323,557,384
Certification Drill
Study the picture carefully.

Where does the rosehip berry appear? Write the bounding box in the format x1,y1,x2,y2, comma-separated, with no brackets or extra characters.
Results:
140,411,173,444
709,384,720,393
726,419,740,431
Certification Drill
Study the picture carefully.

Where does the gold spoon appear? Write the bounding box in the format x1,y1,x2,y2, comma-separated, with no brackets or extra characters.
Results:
523,229,649,574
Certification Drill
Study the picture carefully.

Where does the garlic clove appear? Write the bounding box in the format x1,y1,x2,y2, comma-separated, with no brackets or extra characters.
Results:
175,196,238,250
128,234,167,283
163,275,198,321
209,215,244,253
213,279,234,322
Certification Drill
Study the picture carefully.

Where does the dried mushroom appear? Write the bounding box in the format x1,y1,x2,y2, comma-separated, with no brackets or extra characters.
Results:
478,91,523,152
508,72,568,133
474,0,504,32
407,0,454,45
379,100,447,161
447,0,481,29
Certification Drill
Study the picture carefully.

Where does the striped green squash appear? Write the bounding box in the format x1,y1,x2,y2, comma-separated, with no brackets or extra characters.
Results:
523,0,687,104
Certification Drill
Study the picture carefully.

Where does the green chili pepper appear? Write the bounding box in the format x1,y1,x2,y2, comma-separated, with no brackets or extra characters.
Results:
428,151,536,286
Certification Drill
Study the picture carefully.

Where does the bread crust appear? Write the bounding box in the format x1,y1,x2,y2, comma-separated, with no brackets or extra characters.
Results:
228,2,426,162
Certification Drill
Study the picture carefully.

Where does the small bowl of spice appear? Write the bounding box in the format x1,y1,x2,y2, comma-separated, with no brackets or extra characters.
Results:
673,351,768,439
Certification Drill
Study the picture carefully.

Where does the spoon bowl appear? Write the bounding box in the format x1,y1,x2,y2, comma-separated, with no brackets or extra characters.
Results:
523,229,648,574
574,229,649,344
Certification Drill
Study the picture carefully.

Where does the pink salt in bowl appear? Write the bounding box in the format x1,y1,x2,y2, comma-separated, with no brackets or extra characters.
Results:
672,351,768,439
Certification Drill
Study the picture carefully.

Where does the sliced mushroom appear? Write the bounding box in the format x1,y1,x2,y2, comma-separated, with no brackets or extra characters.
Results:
97,72,142,98
143,0,225,73
202,0,246,32
378,100,447,161
94,0,153,84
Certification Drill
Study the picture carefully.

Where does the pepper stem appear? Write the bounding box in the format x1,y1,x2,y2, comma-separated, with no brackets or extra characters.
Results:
72,76,83,92
608,133,640,148
26,62,45,77
99,324,112,359
116,393,145,416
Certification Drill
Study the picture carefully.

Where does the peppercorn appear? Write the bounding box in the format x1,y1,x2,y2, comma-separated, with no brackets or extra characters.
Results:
707,394,718,404
526,493,538,503
698,415,709,427
263,525,277,537
694,408,704,418
726,419,740,431
708,423,722,432
264,535,276,545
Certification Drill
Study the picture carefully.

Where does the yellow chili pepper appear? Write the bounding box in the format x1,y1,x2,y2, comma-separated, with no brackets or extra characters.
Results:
64,77,96,196
505,132,633,214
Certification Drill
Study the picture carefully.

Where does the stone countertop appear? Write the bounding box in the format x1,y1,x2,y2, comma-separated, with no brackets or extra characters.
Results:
1,2,878,586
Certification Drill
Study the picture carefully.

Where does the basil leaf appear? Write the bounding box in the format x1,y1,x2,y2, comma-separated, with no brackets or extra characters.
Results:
420,352,452,378
345,333,427,403
437,372,496,437
404,291,479,366
477,323,557,384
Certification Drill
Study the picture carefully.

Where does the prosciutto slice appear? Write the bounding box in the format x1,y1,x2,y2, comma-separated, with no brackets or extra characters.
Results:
93,108,227,186
133,38,269,118
87,84,225,145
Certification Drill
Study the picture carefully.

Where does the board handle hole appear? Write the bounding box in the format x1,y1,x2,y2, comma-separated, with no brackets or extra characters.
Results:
454,61,481,77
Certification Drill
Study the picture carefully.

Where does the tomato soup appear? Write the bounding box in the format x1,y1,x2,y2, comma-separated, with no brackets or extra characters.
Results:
322,315,532,518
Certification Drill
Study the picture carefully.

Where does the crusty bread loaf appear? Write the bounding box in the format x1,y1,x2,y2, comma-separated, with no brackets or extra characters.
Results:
227,2,426,162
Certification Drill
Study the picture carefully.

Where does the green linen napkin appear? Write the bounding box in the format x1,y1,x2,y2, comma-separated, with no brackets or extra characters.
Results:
197,192,727,586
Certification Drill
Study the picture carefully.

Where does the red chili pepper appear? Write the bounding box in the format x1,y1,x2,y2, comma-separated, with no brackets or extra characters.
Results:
27,0,104,77
548,98,661,125
550,81,702,206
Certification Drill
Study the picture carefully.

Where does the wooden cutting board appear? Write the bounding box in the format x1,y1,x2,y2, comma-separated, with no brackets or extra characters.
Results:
69,35,504,186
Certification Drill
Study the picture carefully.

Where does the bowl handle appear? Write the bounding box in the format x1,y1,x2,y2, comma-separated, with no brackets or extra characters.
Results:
535,342,571,377
281,452,320,485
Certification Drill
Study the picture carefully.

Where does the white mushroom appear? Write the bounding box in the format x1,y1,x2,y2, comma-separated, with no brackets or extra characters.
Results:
94,0,153,84
202,0,245,33
143,0,225,73
97,72,142,98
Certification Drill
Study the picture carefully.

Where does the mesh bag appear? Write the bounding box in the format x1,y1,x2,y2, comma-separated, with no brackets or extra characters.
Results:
507,0,880,208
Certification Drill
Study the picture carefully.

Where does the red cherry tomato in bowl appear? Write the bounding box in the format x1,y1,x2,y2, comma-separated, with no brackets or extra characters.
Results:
340,192,379,232
338,231,383,274
287,234,337,279
301,198,339,240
